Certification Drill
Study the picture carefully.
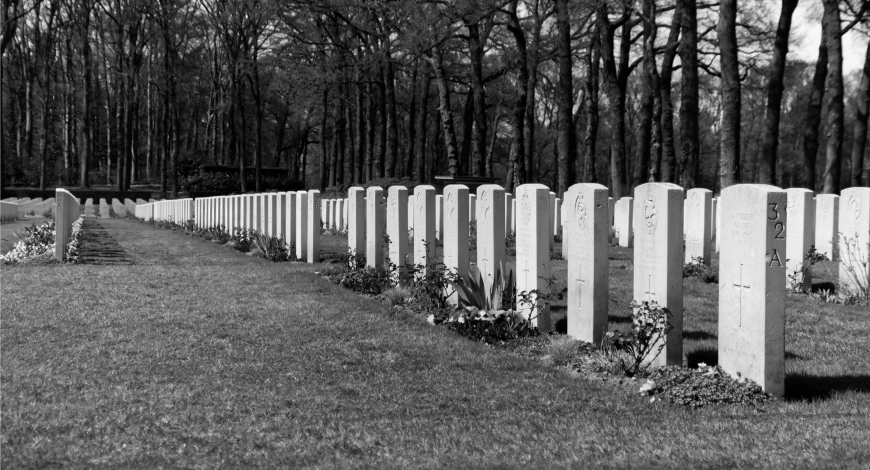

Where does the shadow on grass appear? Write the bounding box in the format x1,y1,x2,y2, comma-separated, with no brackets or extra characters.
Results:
686,347,718,368
684,330,717,340
785,374,870,401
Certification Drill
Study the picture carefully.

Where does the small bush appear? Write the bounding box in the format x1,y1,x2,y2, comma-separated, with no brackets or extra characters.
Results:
683,256,718,283
589,301,673,377
231,228,255,253
640,363,772,408
1,220,56,264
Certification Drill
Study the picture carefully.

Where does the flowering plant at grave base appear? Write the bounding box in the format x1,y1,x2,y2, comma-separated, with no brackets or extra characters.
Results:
639,363,772,408
252,231,292,262
0,220,56,265
787,246,828,294
587,301,673,377
231,228,255,253
65,217,84,263
683,256,718,283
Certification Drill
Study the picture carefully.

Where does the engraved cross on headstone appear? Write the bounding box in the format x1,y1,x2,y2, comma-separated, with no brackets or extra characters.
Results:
732,263,750,327
643,275,656,302
575,266,588,304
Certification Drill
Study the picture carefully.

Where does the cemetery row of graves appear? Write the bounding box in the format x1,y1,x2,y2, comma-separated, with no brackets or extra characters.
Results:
6,183,867,403
124,183,870,401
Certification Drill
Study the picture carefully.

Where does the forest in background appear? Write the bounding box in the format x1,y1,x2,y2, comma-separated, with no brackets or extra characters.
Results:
1,0,868,199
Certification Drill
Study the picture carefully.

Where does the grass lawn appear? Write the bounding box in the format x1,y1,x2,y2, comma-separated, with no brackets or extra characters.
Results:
2,218,869,468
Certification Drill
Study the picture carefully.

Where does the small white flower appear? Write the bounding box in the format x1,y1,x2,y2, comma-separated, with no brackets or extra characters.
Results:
426,314,435,325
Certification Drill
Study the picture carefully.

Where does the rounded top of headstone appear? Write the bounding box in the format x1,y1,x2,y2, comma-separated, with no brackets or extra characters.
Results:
687,187,712,195
721,184,784,196
414,185,436,194
444,184,470,193
567,183,608,193
785,187,814,194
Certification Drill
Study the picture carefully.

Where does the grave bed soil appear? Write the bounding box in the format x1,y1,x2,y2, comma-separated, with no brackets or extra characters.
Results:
76,219,135,265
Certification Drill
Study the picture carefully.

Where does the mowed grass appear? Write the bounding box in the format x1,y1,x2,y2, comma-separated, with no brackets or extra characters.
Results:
2,219,869,468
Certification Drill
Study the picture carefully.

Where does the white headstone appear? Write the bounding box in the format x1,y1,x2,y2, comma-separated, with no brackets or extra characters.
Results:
414,186,436,272
616,197,633,247
839,187,870,294
477,185,506,295
785,188,814,292
387,186,409,267
505,193,513,238
553,197,562,238
633,183,683,367
307,190,321,263
348,188,366,256
295,191,308,260
100,199,110,219
685,188,713,265
366,187,386,268
565,183,609,344
719,184,786,397
515,183,551,331
815,194,839,261
710,197,718,248
407,194,415,232
468,193,477,222
435,195,444,241
443,185,470,303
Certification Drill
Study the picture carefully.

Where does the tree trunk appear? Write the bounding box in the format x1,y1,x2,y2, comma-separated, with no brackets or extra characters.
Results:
384,55,399,178
322,87,330,190
505,0,528,191
427,45,460,177
659,0,681,183
635,0,655,188
406,63,418,179
376,63,387,178
646,0,663,183
758,0,799,186
459,91,474,175
273,107,288,166
822,0,843,194
467,21,487,177
555,0,575,197
355,75,365,184
718,0,742,189
582,27,600,184
596,3,630,198
801,22,826,190
415,68,431,184
679,0,699,189
850,40,870,187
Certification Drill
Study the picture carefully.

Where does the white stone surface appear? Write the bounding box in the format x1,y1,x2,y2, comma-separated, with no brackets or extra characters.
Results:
307,190,321,263
685,188,712,265
387,186,409,267
505,193,513,238
477,185,506,295
565,183,609,344
515,183,552,331
718,184,786,397
785,188,814,292
347,188,365,256
366,187,386,268
815,194,839,261
633,183,683,367
616,197,633,247
284,191,298,248
414,186,436,271
443,185,470,304
435,195,444,241
839,187,870,294
295,191,308,261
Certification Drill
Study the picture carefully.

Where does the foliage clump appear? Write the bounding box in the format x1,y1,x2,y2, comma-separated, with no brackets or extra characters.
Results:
1,220,56,264
683,256,717,283
640,364,772,408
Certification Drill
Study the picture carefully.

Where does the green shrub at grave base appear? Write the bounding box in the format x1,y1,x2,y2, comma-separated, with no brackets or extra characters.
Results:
65,217,84,263
1,220,56,265
640,364,772,408
582,301,673,377
683,256,718,283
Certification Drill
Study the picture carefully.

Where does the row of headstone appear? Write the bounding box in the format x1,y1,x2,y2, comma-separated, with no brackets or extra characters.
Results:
134,199,194,224
347,182,868,397
163,191,324,263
